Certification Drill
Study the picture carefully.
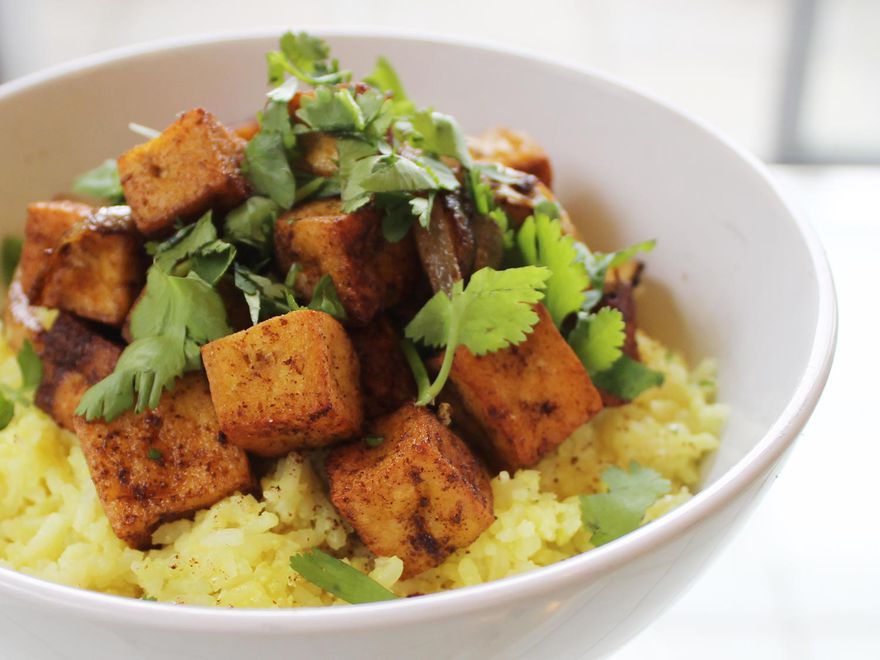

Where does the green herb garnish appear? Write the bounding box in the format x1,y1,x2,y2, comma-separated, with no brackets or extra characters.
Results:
147,448,162,461
580,462,671,546
0,340,43,431
405,266,550,405
290,549,398,604
365,435,385,447
71,159,124,203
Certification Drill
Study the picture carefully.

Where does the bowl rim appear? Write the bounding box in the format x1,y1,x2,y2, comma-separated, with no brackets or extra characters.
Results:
0,26,837,632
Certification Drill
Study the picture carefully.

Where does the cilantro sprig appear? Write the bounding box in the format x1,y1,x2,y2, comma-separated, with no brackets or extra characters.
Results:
77,214,234,422
290,549,398,604
405,266,550,405
580,462,671,546
0,340,43,431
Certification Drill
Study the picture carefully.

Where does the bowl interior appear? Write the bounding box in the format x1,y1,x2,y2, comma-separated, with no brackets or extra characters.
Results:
0,32,822,512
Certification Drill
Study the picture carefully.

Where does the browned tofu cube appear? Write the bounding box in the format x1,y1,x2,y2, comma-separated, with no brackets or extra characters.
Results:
73,373,253,549
348,317,415,419
447,305,602,470
468,127,553,188
274,198,419,325
201,309,362,456
296,132,338,177
28,206,147,326
34,313,122,431
18,201,92,294
327,405,494,578
232,118,260,141
2,269,48,353
118,108,248,236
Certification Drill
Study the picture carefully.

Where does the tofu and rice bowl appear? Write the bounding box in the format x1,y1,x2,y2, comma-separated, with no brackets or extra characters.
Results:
0,32,727,607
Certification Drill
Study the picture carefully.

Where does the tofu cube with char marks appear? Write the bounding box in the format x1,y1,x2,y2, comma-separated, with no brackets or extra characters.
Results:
118,108,248,236
201,309,363,457
72,373,253,549
348,316,415,419
467,127,553,188
327,405,494,578
35,313,122,432
447,305,602,471
26,205,147,326
274,198,419,325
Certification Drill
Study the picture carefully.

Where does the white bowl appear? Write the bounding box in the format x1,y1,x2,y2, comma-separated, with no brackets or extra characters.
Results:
0,29,836,660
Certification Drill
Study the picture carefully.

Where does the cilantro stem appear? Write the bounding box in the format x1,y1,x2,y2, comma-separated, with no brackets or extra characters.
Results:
0,383,30,406
400,339,430,403
417,314,460,406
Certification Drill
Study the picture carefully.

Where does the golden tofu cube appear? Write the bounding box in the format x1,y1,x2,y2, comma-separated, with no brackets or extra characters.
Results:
73,373,253,549
201,309,363,456
29,206,147,326
18,200,92,294
348,316,415,419
274,198,419,325
468,127,553,188
118,108,248,236
297,132,338,177
34,313,122,431
327,404,494,578
447,305,603,470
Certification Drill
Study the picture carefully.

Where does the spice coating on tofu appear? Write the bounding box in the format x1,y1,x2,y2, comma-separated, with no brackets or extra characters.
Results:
35,313,122,432
327,405,494,578
447,305,603,471
274,198,419,325
118,108,249,236
348,316,416,420
18,200,93,295
201,309,363,456
72,373,253,549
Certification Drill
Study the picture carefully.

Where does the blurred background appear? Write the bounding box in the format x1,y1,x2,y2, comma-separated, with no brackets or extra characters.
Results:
0,1,876,658
1,0,877,164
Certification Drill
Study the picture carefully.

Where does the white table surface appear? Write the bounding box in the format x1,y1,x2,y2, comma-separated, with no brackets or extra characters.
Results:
615,165,878,659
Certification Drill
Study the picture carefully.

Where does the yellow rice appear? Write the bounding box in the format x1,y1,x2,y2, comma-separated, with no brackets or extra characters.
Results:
0,330,726,606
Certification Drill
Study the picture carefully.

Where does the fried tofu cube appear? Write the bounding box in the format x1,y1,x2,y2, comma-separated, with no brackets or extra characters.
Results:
28,206,147,325
297,132,338,177
72,373,253,549
2,269,49,353
348,317,415,419
34,313,121,431
18,201,92,294
118,108,248,236
327,405,494,578
468,127,553,188
201,309,362,456
274,198,419,325
447,305,602,470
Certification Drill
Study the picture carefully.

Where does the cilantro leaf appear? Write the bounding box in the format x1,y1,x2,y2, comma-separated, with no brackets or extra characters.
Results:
409,192,435,229
377,194,415,243
149,213,235,285
224,196,281,259
580,462,671,546
269,32,350,86
309,275,347,320
590,355,665,401
290,549,397,604
405,266,550,404
72,159,124,203
516,214,589,327
409,110,472,167
575,239,656,311
365,56,414,117
567,307,626,374
16,340,42,390
2,235,23,286
243,130,297,209
297,87,366,132
233,263,296,324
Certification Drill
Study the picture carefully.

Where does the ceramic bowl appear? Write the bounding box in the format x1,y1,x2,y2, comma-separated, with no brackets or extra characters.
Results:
0,29,836,660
